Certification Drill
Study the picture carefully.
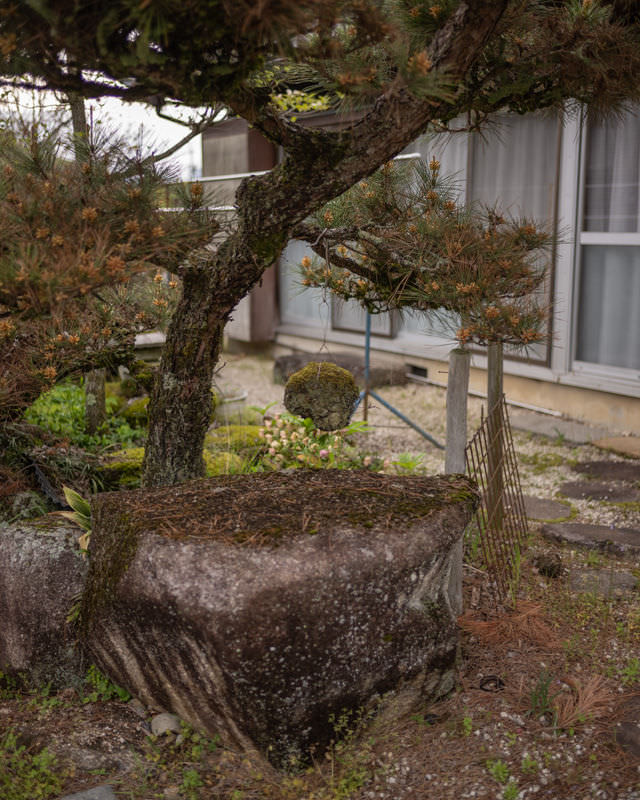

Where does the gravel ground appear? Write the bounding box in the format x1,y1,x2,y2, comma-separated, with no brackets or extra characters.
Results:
2,352,639,800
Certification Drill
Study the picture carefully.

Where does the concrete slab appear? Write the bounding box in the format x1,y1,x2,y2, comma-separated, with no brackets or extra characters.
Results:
558,481,640,503
523,495,573,521
569,567,638,598
509,411,610,444
541,522,640,558
594,437,640,459
571,460,640,483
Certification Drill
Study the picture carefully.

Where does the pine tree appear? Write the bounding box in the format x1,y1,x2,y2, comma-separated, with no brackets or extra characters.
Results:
297,157,553,349
1,1,639,485
0,123,217,425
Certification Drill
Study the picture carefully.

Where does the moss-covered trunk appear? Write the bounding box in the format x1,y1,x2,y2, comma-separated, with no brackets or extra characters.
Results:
142,272,224,487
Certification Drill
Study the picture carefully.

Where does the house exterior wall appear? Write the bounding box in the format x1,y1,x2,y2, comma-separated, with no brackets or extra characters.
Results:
202,110,640,434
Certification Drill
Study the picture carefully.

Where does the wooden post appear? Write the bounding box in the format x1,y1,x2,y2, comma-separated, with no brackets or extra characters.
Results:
487,341,504,531
445,347,470,474
445,346,470,616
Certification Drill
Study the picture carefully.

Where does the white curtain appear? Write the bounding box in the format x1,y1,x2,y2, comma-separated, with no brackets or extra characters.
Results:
278,240,331,328
470,113,558,221
584,109,640,232
577,247,640,369
403,114,558,348
577,110,640,370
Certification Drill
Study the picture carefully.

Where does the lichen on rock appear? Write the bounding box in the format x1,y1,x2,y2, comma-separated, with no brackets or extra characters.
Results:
284,361,359,430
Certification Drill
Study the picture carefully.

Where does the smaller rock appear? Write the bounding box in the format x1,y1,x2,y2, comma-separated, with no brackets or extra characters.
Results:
128,697,148,719
615,721,640,759
524,496,572,521
571,460,640,483
533,553,563,578
58,785,117,800
541,523,640,559
284,362,359,430
163,787,182,800
151,712,182,736
274,352,407,388
559,480,640,503
569,568,637,598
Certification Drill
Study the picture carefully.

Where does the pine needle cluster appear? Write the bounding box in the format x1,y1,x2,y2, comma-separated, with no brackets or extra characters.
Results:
299,157,552,348
0,125,218,422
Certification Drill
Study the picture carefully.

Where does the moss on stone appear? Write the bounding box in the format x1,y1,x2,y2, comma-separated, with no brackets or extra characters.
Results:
284,362,359,431
204,451,245,475
120,397,149,426
98,447,145,489
205,425,263,454
129,360,156,393
119,377,139,399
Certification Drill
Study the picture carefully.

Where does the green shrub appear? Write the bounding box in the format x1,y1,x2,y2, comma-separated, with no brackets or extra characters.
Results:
204,450,246,475
100,447,247,489
24,381,144,451
0,729,64,800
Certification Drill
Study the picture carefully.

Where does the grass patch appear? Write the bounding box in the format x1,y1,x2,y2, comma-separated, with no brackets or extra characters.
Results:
24,380,144,452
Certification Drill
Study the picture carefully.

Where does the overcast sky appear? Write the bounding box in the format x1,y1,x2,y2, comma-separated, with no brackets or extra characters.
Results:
4,90,203,179
93,96,203,179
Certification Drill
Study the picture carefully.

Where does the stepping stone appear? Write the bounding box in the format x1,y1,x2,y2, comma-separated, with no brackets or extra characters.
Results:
616,697,640,759
541,522,640,558
571,460,640,483
523,495,572,521
59,786,117,800
558,481,640,503
569,567,638,598
594,437,640,459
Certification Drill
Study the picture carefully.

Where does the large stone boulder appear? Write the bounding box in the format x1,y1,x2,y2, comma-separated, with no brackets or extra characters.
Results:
81,471,477,765
0,519,87,686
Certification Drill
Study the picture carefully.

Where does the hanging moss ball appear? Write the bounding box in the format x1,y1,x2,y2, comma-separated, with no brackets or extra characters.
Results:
284,362,359,431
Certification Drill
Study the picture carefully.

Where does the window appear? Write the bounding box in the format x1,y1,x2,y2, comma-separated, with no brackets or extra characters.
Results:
575,109,640,372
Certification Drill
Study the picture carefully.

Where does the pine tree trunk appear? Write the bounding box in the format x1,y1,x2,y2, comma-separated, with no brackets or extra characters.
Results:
142,272,224,487
67,93,109,435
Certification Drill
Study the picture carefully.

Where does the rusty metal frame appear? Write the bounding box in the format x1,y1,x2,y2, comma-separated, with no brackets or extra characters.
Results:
465,396,529,605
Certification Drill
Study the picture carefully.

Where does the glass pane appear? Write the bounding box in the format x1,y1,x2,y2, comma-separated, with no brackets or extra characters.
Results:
576,246,640,370
331,298,393,335
401,308,459,339
470,113,558,222
408,120,468,192
584,108,640,233
278,241,331,328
